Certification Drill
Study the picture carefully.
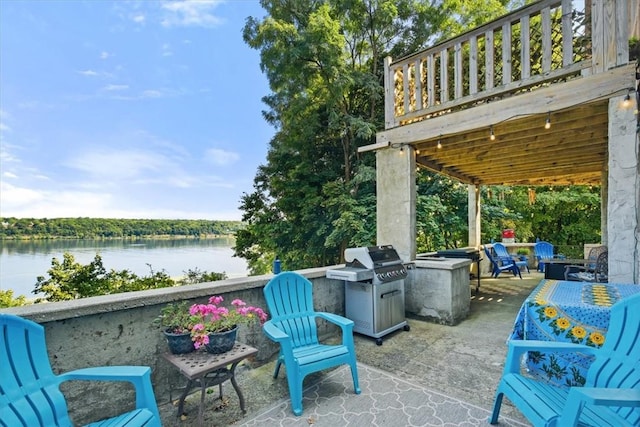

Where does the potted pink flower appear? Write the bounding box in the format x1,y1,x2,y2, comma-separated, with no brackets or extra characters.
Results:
189,295,267,353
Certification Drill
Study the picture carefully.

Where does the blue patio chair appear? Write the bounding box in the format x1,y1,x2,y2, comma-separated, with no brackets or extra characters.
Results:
533,241,564,272
0,314,161,427
263,271,361,416
483,246,522,278
493,243,529,274
490,292,640,426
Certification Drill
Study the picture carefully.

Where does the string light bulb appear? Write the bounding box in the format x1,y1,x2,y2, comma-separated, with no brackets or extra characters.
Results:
623,92,631,107
437,139,442,149
544,112,551,129
489,125,495,141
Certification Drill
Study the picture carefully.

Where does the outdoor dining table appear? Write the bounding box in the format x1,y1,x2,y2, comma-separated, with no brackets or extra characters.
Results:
508,279,640,387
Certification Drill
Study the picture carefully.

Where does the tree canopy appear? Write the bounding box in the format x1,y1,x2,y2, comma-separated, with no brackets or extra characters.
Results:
235,0,524,274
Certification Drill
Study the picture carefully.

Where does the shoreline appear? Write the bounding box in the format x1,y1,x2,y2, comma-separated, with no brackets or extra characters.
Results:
0,234,236,241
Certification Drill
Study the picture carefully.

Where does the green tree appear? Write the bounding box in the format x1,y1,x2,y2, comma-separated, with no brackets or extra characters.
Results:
0,290,29,308
30,253,231,302
237,0,509,274
480,186,601,257
32,253,176,302
416,172,469,251
178,268,228,285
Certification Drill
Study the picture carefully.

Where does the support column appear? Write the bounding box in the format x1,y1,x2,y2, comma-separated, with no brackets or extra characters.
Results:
376,145,416,262
601,168,608,246
607,94,639,283
468,184,481,248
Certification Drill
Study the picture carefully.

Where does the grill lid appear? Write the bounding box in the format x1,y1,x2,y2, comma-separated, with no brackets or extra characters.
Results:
345,245,403,270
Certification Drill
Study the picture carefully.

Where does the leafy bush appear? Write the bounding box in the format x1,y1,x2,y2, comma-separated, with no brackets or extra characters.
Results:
30,252,227,303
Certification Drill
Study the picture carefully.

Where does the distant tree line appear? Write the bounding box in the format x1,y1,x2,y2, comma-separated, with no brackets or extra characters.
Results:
0,218,244,239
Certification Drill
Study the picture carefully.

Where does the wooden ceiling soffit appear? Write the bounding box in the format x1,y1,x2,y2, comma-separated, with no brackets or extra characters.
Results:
416,158,477,184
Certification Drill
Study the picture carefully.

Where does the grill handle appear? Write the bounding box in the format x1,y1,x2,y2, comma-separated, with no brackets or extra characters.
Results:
380,290,401,299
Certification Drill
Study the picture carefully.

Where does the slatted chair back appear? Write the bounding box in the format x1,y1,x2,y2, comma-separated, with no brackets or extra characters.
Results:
492,243,512,263
0,315,72,426
490,292,640,426
584,292,640,424
1,314,161,427
586,245,608,270
534,241,555,271
263,271,319,349
262,272,360,416
593,250,608,282
483,246,521,278
494,243,529,274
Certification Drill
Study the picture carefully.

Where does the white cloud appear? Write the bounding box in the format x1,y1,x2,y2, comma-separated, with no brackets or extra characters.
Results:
161,0,225,28
0,143,19,163
77,69,114,79
100,51,111,59
0,181,45,210
103,84,129,91
162,43,173,57
17,101,60,110
141,89,163,98
3,171,18,179
132,14,145,24
66,149,169,180
0,178,242,219
0,181,116,218
0,109,11,133
204,148,239,166
78,69,99,77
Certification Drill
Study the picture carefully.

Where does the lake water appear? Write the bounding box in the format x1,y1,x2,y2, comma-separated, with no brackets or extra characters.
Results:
0,238,249,298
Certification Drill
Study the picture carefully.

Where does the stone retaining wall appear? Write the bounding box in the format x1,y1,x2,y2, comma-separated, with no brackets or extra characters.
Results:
1,267,345,425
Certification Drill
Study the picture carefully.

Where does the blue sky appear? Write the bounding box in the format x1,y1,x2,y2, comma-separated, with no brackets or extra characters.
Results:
0,0,273,221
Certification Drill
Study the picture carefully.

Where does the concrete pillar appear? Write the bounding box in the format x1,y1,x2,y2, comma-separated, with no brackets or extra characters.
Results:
607,94,640,283
376,145,416,262
468,184,481,248
601,168,608,246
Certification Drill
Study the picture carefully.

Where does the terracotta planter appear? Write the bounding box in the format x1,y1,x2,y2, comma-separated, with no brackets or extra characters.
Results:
204,325,238,354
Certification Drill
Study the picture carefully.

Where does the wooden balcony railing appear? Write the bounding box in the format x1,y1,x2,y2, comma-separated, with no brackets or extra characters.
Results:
384,0,632,129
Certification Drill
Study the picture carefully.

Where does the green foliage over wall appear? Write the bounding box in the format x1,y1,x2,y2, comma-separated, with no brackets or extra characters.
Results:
0,252,229,307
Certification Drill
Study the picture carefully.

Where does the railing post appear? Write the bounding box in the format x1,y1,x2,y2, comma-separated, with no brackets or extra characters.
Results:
469,35,479,94
383,56,396,129
502,22,512,85
591,0,604,72
561,0,573,67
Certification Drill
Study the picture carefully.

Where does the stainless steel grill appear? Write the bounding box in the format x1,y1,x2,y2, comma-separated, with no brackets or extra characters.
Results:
326,245,409,345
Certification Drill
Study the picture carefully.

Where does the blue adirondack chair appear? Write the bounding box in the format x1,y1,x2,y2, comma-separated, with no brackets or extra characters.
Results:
534,241,564,272
493,243,529,274
490,292,640,426
263,271,361,416
0,314,161,427
484,246,522,278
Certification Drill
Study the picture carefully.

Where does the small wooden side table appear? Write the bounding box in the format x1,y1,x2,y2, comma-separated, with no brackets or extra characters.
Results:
163,342,258,425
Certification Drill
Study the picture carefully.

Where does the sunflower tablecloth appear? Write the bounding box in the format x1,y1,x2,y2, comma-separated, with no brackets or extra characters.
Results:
509,279,640,387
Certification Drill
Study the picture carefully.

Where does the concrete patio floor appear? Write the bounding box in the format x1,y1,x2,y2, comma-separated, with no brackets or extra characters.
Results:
158,271,544,426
